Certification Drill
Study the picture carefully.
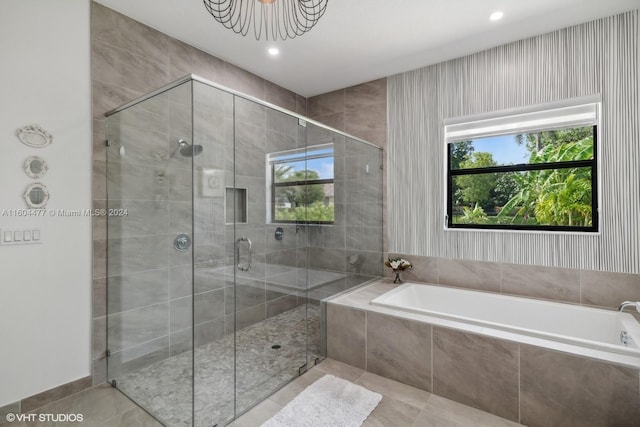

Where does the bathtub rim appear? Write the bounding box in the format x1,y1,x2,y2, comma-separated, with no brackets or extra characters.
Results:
328,279,640,369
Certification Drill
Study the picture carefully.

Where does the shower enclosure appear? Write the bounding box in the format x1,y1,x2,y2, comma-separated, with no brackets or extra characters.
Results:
104,76,383,426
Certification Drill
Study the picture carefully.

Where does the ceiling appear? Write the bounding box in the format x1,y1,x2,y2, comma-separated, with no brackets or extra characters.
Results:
95,0,640,97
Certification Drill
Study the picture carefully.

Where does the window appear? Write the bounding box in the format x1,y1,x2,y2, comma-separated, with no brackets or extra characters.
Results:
445,101,599,232
268,144,334,223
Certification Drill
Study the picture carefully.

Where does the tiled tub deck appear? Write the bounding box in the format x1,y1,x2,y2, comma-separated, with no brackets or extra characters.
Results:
326,280,640,427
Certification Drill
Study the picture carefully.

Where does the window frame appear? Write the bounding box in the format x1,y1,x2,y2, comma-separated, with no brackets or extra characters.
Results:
444,101,600,233
268,144,335,225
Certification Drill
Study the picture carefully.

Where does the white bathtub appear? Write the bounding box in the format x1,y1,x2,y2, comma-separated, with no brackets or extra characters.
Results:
371,283,640,358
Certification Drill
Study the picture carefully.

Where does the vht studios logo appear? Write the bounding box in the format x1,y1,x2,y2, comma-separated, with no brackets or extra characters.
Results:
5,413,84,423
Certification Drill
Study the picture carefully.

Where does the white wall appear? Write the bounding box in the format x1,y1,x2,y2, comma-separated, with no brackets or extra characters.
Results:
0,0,92,406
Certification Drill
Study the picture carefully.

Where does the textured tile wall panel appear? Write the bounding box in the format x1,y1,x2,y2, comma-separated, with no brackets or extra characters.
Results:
388,11,639,273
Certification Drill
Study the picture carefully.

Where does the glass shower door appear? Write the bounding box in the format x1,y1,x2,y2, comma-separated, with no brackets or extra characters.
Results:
191,81,236,427
232,97,309,416
105,80,194,426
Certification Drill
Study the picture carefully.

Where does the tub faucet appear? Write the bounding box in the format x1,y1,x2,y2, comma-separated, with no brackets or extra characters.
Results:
618,301,640,313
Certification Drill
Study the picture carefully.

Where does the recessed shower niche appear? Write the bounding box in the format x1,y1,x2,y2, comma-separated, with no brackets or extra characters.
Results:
225,187,247,224
104,75,383,426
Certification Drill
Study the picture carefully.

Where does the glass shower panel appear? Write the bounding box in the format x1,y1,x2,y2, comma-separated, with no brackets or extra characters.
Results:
343,135,384,283
191,81,236,427
105,81,194,427
303,128,384,364
232,98,309,416
104,75,385,426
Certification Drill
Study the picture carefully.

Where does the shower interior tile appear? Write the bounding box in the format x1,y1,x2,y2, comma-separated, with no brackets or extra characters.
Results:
235,122,266,152
227,303,267,333
194,318,226,347
106,336,171,380
108,124,171,166
108,235,170,276
106,163,169,201
225,280,266,313
308,247,347,272
107,200,170,238
170,296,192,332
266,294,299,318
266,128,303,152
234,97,266,125
265,248,300,268
170,265,193,299
265,108,300,136
107,268,169,314
195,288,226,324
107,303,170,353
169,328,192,357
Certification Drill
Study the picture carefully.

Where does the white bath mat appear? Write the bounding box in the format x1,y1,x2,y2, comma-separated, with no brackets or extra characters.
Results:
261,374,382,427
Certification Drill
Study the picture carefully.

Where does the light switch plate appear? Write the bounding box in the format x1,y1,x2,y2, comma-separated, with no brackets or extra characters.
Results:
0,228,42,245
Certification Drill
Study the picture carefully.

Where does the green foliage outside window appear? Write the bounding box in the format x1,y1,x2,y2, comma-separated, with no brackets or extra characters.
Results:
450,126,596,229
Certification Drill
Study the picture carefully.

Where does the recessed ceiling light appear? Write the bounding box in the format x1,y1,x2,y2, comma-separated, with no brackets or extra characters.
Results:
268,47,279,56
489,11,504,21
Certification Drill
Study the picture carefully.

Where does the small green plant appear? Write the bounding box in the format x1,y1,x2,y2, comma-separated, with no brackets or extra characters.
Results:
458,203,489,224
275,201,334,222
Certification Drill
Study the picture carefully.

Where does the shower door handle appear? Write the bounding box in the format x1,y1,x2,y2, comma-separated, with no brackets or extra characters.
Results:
236,237,252,272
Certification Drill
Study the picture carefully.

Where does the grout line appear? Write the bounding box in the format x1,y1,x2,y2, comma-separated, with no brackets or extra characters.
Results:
364,311,368,372
578,268,583,305
431,325,435,394
517,344,521,424
430,326,434,394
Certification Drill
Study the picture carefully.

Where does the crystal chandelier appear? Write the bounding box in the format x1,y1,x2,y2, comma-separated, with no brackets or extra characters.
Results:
203,0,328,40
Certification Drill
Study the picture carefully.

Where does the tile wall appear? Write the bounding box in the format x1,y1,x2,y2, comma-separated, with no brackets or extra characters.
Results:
386,254,640,311
327,300,640,426
91,1,386,388
307,78,388,281
91,2,308,384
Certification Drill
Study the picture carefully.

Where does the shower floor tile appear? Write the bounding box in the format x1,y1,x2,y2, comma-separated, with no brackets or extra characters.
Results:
115,304,322,427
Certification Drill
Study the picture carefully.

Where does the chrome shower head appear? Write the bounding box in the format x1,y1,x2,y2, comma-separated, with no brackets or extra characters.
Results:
169,139,203,158
179,143,203,157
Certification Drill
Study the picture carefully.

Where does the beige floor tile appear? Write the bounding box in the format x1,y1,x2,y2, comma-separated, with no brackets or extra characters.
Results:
22,384,136,427
229,399,282,427
268,369,325,406
313,358,365,382
412,412,460,427
356,372,431,410
362,396,421,427
98,406,163,426
10,360,524,427
420,395,523,427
